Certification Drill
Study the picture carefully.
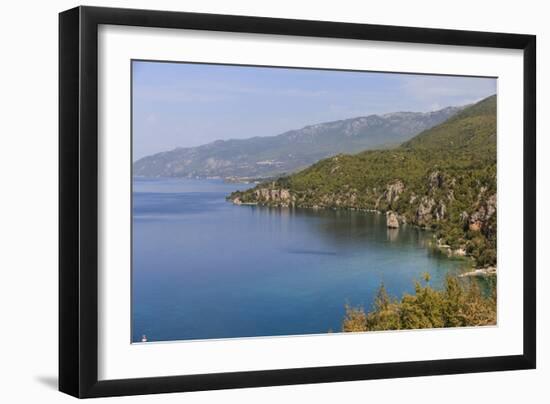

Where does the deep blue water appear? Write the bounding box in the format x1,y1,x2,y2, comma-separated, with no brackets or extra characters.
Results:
132,178,466,342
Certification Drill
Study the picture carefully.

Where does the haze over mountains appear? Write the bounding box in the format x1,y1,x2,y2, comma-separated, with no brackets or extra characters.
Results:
133,105,465,179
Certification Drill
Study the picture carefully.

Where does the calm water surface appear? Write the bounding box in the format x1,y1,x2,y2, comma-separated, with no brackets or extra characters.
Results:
132,178,466,342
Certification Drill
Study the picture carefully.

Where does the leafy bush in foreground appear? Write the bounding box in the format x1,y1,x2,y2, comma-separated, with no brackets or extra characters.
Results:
342,274,496,332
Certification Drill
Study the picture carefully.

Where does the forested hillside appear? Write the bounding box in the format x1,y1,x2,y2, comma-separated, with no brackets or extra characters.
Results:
230,95,497,267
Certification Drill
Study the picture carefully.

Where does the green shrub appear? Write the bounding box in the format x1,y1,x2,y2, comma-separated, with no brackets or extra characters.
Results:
342,274,496,332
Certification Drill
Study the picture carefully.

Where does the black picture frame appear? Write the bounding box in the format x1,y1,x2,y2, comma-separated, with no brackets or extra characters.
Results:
59,5,536,398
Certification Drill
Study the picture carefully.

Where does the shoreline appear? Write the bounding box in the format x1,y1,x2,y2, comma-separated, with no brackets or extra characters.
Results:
229,196,497,275
459,266,497,278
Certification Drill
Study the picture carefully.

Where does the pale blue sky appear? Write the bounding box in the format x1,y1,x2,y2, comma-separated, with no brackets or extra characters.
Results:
132,61,496,160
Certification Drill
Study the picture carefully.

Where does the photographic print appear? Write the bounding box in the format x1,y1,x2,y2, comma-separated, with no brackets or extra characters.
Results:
131,61,497,343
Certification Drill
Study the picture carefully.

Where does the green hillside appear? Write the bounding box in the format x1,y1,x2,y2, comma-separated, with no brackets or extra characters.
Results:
402,95,496,157
230,95,497,267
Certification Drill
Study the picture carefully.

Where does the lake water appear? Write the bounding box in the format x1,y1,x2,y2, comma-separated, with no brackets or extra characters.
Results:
132,178,466,342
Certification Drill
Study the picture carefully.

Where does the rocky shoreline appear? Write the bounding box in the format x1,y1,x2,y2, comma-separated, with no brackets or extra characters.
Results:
459,266,497,277
434,240,467,258
228,187,498,277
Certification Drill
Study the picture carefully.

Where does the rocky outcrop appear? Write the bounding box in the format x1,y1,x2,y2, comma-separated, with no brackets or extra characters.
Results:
434,201,447,221
376,180,405,209
384,180,405,204
234,185,294,207
428,171,444,189
459,266,497,277
233,172,455,229
411,171,452,227
415,196,436,227
435,239,467,257
467,193,497,232
454,247,467,257
386,211,400,228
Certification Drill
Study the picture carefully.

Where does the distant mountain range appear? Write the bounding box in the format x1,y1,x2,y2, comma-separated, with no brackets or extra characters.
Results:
133,105,465,179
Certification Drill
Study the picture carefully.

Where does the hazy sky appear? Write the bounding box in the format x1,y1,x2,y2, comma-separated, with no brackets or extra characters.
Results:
132,61,496,160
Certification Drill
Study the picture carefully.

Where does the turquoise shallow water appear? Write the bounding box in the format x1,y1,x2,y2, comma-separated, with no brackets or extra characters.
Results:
132,177,466,342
